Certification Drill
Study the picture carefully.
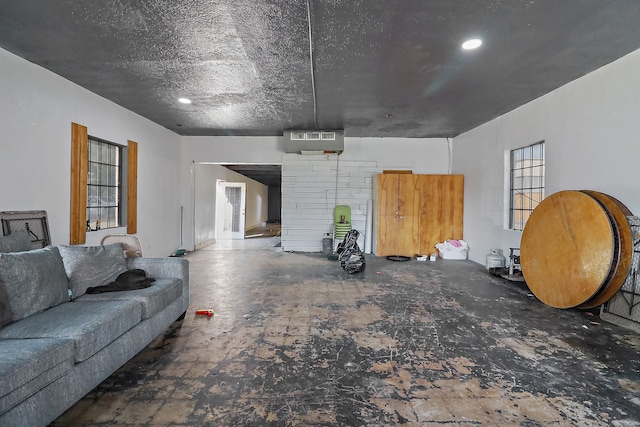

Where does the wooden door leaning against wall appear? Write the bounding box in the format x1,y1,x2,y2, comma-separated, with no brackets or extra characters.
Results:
417,174,464,256
375,173,464,257
376,173,419,257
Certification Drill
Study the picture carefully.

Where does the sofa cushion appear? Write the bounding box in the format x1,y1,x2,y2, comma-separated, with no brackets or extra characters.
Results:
0,230,32,253
78,278,183,319
0,281,11,327
0,338,74,416
58,243,128,299
0,300,141,362
0,246,69,321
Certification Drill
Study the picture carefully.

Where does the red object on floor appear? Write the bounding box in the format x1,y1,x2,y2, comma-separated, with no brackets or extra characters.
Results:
195,309,214,317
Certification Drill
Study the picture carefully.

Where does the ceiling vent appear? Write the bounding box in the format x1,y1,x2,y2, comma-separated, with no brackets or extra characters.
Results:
284,130,344,154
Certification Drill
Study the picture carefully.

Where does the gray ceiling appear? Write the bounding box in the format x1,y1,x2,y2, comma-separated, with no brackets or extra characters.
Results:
1,1,640,140
223,164,282,186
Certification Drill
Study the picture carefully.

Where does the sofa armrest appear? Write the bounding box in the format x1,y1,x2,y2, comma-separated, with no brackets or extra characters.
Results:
126,257,189,313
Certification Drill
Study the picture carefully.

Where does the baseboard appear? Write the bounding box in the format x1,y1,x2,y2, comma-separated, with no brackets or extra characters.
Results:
195,238,215,250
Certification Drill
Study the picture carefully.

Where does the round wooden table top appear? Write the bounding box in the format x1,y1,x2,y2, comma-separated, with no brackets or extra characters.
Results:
578,191,633,309
521,190,614,308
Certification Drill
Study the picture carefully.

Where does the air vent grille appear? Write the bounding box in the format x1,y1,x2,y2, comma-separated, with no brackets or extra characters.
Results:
291,131,306,140
289,131,336,141
283,130,344,153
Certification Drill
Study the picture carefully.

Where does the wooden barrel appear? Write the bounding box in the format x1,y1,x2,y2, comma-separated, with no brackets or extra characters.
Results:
521,190,615,308
577,191,633,309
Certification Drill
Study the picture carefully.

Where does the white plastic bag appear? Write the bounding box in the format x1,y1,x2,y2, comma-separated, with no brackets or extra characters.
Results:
435,239,469,260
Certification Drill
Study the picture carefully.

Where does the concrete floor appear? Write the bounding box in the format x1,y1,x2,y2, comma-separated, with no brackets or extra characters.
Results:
53,237,640,426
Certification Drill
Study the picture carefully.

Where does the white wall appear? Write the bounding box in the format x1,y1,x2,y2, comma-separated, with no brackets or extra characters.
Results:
453,48,640,264
181,137,449,251
193,163,268,248
182,136,450,252
181,136,283,250
281,154,376,252
244,178,269,231
281,138,450,252
0,48,182,257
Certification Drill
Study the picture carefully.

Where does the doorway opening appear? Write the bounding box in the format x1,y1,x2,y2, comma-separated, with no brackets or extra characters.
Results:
192,163,281,251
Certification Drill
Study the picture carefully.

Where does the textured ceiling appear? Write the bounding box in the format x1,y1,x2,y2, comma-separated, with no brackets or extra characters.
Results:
223,164,282,186
1,1,640,139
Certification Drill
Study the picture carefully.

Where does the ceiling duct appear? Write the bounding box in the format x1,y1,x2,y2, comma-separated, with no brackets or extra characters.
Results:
283,130,344,154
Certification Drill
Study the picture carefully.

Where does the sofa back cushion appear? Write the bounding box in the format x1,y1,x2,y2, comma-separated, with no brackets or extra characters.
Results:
0,246,69,321
0,230,32,253
58,243,128,299
0,282,11,327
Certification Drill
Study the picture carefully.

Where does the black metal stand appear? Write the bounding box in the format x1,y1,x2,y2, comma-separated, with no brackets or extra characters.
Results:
0,210,51,249
601,215,640,330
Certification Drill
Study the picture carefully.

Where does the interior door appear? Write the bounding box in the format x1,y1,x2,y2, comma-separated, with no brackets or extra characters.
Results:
218,182,246,239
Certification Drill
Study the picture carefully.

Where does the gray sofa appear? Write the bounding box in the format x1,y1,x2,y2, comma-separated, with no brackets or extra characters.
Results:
0,232,189,427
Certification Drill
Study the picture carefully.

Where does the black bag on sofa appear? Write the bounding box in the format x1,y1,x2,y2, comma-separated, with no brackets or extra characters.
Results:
85,269,155,294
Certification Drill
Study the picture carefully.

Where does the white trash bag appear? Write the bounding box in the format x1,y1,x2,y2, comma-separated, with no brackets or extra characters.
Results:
435,239,469,260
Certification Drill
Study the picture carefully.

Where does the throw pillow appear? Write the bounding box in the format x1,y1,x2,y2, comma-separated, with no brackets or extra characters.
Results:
58,243,128,299
0,230,32,253
0,246,69,321
0,281,11,327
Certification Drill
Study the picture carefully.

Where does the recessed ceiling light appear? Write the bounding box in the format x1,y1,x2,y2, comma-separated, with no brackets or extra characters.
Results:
462,39,482,50
178,98,192,104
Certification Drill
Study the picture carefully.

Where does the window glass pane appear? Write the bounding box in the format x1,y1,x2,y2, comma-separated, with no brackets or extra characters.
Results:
513,167,523,178
99,186,109,206
532,143,542,159
87,208,96,224
108,186,117,205
89,139,99,162
100,143,109,163
513,149,522,162
109,144,116,165
98,163,107,184
87,185,98,208
100,207,109,223
87,162,96,185
108,165,118,186
107,207,117,227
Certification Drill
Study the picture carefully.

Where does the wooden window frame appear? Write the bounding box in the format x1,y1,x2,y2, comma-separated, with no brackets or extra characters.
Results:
70,123,138,244
127,140,138,234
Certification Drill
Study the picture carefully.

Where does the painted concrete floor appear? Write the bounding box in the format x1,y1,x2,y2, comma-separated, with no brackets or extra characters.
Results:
53,238,640,426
